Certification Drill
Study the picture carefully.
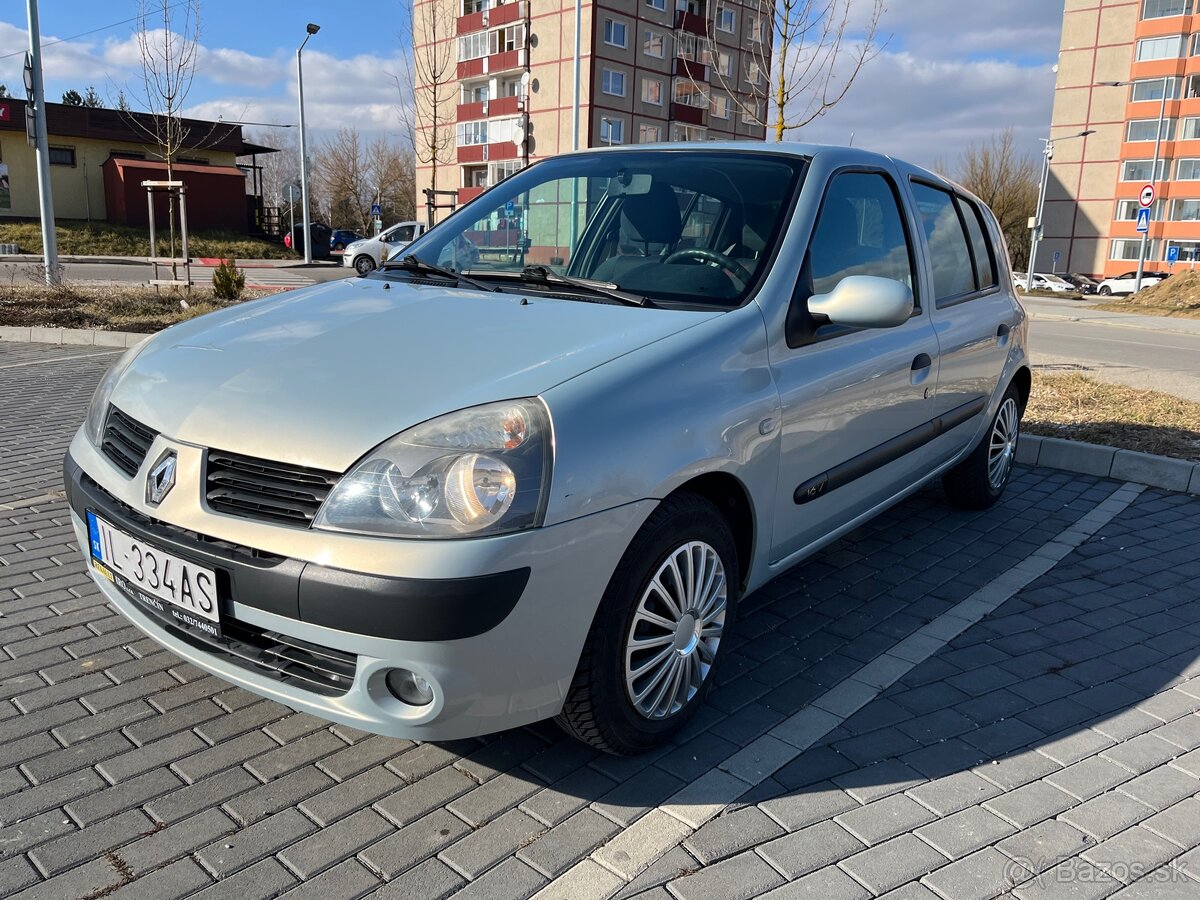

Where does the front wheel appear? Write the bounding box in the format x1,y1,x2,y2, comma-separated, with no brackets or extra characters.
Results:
1098,285,1112,296
354,255,376,275
557,493,738,754
942,384,1022,510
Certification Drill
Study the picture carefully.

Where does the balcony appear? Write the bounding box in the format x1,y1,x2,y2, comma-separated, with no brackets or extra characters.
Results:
456,141,521,163
458,185,486,203
458,100,486,121
458,58,485,80
457,95,525,122
675,10,708,35
674,57,709,81
457,0,527,35
457,47,526,81
670,101,708,126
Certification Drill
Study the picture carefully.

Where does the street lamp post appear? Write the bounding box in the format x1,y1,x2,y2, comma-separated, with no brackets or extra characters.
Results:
1027,129,1094,293
297,23,320,265
1098,77,1170,292
600,117,615,146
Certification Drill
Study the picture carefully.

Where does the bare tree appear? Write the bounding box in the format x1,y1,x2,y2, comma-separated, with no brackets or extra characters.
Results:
940,129,1040,271
687,0,885,142
313,127,417,233
401,0,457,205
126,0,205,265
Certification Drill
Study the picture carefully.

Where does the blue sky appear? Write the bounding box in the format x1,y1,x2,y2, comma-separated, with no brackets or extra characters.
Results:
0,1,1066,166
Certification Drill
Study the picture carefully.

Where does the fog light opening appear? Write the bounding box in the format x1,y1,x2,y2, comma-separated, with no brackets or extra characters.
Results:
385,668,435,706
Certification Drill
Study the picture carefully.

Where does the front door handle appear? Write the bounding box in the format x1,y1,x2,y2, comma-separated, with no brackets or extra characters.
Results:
910,353,933,387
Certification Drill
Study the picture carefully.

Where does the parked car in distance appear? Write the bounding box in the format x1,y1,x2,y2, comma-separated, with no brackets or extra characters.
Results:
344,222,428,275
1019,273,1074,293
1063,273,1098,294
330,230,364,252
1096,270,1168,295
65,144,1030,754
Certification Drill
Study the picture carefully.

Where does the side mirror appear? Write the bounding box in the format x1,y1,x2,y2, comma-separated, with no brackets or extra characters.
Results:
808,275,914,329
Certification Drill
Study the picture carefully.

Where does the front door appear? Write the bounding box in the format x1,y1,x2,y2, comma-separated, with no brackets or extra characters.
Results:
770,168,941,562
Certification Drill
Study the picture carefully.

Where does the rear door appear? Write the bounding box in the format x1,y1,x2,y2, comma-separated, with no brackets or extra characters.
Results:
907,180,1016,458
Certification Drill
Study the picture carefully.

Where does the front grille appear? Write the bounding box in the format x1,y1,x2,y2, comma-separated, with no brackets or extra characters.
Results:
153,611,357,697
205,450,340,527
101,407,158,476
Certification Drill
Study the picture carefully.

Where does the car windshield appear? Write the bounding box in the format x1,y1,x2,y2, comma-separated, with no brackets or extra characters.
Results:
400,150,807,308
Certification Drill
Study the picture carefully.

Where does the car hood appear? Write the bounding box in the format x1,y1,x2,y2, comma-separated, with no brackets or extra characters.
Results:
110,277,719,472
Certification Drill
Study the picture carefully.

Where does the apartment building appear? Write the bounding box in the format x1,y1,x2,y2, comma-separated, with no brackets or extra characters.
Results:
411,0,771,214
1048,0,1200,277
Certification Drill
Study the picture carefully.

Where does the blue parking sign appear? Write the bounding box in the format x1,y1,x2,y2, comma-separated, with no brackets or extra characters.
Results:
1168,245,1180,264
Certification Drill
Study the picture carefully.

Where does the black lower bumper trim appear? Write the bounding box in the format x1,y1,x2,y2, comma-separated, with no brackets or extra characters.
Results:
65,452,530,642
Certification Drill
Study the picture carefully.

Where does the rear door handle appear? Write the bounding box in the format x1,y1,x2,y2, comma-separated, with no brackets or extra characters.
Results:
911,353,933,371
910,353,934,387
997,324,1010,338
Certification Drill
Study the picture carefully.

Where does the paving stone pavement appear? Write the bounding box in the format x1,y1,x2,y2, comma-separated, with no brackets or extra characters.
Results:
2,340,1199,900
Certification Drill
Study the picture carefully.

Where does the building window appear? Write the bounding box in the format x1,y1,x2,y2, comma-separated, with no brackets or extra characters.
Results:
746,14,764,44
647,0,667,9
710,92,730,119
493,23,525,53
1122,158,1170,181
1136,34,1186,61
600,118,625,144
639,123,662,143
671,123,706,141
1171,198,1200,220
643,29,665,58
1177,158,1200,179
741,99,764,125
489,160,524,183
1111,239,1159,260
457,121,489,145
1131,77,1182,102
716,5,736,32
462,0,488,13
462,82,490,104
458,32,488,61
674,80,708,107
1181,117,1200,140
745,60,765,87
1165,240,1200,261
48,146,76,167
1143,0,1191,18
642,77,664,105
602,69,627,96
604,18,628,48
715,50,732,77
1115,198,1165,220
1127,118,1177,141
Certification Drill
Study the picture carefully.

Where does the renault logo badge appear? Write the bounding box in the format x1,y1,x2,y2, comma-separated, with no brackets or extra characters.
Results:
146,449,177,506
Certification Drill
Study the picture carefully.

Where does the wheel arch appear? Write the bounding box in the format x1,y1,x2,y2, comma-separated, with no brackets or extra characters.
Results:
1011,365,1032,415
665,471,756,592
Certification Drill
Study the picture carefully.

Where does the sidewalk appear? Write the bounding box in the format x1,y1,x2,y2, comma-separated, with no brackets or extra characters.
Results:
0,253,339,269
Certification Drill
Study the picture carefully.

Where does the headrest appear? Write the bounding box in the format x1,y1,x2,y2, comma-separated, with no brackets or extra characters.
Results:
620,182,683,245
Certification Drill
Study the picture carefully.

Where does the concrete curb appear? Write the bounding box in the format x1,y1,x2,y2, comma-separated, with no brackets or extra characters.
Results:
0,326,148,349
3,327,1197,496
1016,433,1200,496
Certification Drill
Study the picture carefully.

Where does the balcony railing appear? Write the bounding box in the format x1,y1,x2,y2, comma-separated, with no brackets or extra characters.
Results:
456,141,521,163
458,185,486,202
674,57,709,81
670,101,708,126
457,0,527,35
675,10,708,35
457,94,526,122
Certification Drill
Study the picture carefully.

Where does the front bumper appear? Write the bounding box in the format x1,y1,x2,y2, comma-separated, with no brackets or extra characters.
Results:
66,437,653,740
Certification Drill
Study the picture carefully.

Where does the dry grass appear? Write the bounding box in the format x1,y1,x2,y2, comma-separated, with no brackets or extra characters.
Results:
0,221,291,260
0,282,275,333
1096,270,1200,319
1025,373,1200,462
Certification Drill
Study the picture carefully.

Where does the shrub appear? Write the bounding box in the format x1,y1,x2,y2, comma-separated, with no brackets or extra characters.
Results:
211,258,246,300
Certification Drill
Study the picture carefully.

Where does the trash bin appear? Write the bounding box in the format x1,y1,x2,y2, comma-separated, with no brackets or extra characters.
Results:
290,223,332,259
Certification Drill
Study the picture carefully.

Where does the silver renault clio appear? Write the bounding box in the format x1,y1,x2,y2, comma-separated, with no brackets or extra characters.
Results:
66,144,1029,754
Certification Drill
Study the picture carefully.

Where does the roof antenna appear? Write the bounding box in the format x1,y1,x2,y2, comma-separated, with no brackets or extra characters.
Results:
848,132,855,147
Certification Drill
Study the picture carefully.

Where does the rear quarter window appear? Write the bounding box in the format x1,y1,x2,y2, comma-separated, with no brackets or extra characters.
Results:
959,199,998,291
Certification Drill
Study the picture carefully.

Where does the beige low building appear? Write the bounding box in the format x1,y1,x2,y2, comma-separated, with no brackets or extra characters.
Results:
0,98,276,233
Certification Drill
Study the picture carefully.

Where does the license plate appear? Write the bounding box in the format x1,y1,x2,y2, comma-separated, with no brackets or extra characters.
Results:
86,510,221,638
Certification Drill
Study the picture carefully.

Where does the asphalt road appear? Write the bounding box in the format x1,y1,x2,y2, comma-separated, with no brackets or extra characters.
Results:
0,259,353,288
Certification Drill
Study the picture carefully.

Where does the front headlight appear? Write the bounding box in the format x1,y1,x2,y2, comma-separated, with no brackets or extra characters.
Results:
83,341,150,446
313,399,552,538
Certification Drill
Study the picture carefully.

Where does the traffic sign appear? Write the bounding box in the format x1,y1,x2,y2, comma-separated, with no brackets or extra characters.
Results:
1053,251,1061,263
370,202,382,216
1137,208,1151,233
1168,245,1180,264
1140,184,1155,208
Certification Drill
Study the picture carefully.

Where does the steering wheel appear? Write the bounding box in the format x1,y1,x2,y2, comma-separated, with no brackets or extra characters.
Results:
663,248,753,286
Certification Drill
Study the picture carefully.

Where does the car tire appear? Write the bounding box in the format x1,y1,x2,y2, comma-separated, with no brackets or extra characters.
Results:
1098,285,1112,296
556,492,739,755
353,255,376,275
942,383,1022,511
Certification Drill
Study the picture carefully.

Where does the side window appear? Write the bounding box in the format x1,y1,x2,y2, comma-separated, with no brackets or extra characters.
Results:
787,171,916,346
393,226,415,243
958,197,998,292
911,183,975,303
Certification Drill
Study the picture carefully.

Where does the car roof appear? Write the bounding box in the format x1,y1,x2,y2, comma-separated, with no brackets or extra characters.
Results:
550,141,971,200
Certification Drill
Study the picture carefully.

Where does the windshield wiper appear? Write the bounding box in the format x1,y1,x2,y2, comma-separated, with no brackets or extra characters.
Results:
382,254,500,293
517,265,651,308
